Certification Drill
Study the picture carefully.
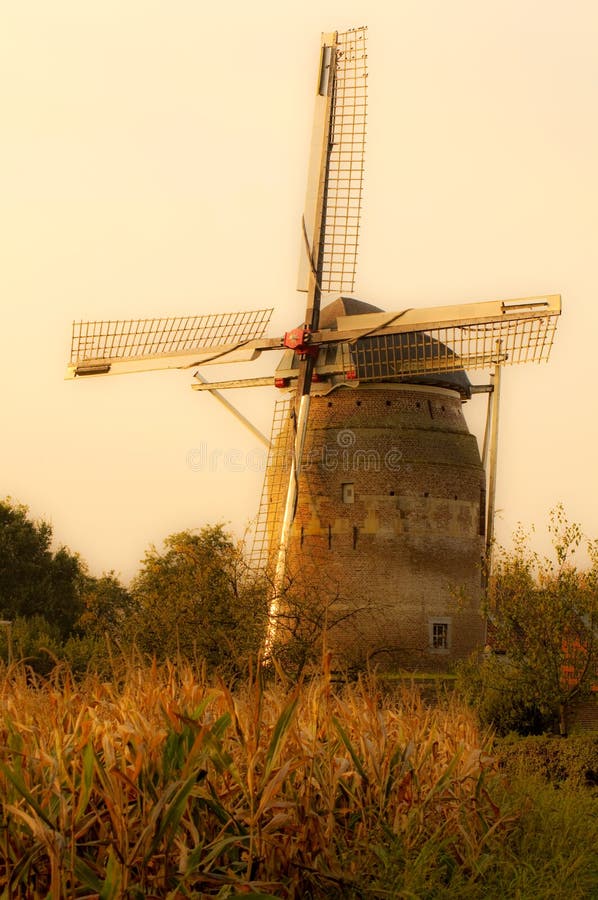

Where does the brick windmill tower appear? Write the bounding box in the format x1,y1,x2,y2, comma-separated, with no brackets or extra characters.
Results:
263,296,489,669
66,28,561,669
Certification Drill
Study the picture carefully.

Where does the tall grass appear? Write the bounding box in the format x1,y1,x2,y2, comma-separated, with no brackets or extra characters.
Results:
0,657,594,898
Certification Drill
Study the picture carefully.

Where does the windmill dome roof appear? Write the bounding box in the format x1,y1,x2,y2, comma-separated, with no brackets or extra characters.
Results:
278,296,472,396
317,295,383,328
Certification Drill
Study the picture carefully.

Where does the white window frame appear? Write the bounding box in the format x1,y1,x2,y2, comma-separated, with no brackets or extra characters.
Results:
429,617,451,652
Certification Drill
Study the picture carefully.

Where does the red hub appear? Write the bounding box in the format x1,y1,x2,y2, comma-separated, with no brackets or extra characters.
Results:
283,327,319,358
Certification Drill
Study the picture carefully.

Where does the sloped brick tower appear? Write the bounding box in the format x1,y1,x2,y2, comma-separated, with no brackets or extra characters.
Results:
275,297,486,671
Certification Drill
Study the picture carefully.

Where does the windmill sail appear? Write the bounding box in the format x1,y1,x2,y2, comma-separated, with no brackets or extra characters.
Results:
66,308,273,377
319,27,367,293
251,397,295,573
298,27,367,297
335,295,561,380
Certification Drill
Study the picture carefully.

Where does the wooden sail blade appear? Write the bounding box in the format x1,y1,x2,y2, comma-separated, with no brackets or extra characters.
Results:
297,27,367,297
320,27,367,294
320,295,561,380
330,295,561,339
250,397,295,574
250,394,309,657
66,308,273,377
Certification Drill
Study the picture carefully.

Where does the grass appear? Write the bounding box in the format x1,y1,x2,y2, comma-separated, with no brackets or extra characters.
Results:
488,776,598,899
0,656,595,898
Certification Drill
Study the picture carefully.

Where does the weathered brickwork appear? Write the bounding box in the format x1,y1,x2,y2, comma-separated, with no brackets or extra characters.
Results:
569,694,598,731
280,383,486,671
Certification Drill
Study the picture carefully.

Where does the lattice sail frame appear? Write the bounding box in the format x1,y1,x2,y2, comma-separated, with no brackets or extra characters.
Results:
69,309,273,366
251,397,295,573
340,303,560,381
319,27,367,294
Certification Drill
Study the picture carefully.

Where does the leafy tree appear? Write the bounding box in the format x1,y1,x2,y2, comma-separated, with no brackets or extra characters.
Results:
455,654,553,736
130,525,267,673
78,572,134,643
267,572,373,680
0,614,64,676
0,498,85,638
486,505,597,735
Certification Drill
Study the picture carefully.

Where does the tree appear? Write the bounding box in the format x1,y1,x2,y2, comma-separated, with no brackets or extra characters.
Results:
78,572,134,643
486,505,597,735
130,525,267,673
266,572,374,680
0,498,84,638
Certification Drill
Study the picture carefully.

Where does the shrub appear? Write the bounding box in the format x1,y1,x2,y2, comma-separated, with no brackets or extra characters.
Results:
0,614,64,675
495,732,598,791
455,654,554,736
61,632,118,677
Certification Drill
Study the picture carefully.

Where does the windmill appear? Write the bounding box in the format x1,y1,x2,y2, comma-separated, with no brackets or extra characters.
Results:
66,28,561,667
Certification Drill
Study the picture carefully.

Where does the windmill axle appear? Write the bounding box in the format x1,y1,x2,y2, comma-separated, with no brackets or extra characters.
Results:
283,326,319,358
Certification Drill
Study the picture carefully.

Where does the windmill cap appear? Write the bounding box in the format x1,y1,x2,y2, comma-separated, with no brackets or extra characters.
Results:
278,296,472,397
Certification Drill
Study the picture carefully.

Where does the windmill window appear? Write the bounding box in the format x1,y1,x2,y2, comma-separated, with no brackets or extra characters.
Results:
429,618,451,651
327,401,333,407
385,400,392,407
356,400,362,407
342,483,355,504
432,623,449,649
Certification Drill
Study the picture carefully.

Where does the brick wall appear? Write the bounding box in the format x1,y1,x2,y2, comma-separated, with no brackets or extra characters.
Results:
272,382,487,671
569,695,598,732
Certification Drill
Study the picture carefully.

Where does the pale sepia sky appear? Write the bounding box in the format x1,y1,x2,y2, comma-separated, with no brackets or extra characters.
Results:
2,0,597,580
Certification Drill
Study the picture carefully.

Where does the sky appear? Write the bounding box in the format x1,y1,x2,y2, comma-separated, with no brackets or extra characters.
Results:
2,1,597,581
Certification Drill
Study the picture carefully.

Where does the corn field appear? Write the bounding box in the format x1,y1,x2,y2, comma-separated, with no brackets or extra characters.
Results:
0,657,515,898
